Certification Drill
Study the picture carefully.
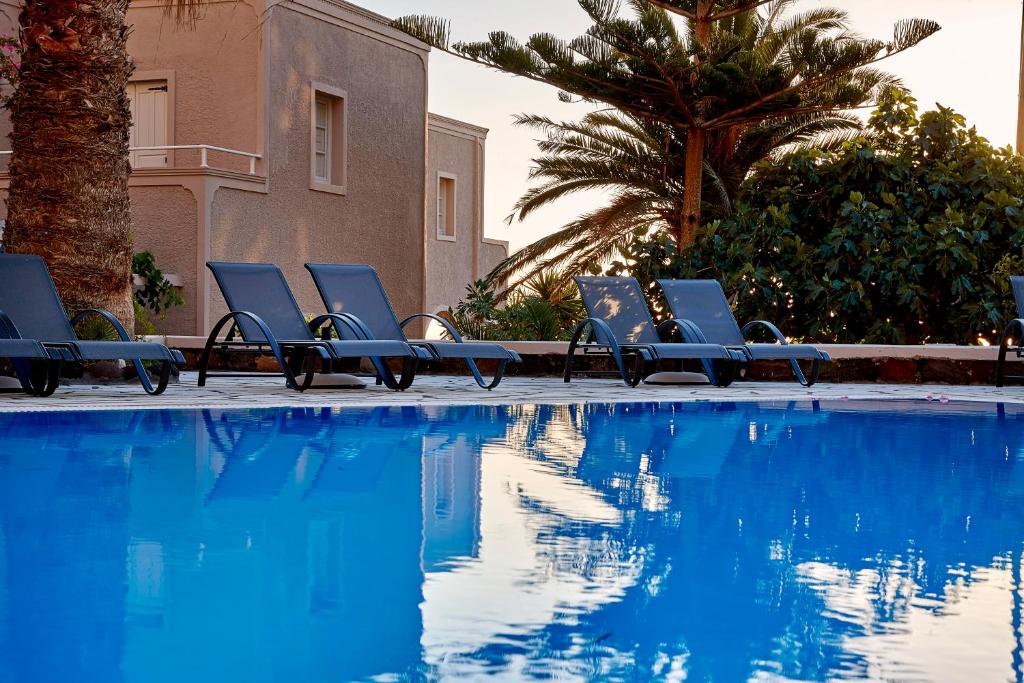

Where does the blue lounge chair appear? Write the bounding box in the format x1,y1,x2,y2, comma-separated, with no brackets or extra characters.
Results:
0,334,68,397
203,262,431,391
996,276,1024,387
657,279,830,387
568,276,746,387
0,253,184,395
305,263,522,389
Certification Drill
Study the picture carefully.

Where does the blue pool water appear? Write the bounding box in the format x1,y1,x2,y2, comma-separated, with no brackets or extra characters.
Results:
0,401,1022,682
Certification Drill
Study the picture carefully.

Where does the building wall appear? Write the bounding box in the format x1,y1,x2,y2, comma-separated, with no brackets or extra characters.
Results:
127,0,261,162
425,115,508,321
123,0,265,333
129,186,198,334
0,0,493,338
205,1,429,329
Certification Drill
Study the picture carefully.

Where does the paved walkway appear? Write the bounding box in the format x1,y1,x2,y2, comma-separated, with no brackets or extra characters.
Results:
0,372,1022,412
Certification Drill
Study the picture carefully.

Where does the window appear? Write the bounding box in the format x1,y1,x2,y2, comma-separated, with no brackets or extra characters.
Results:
314,95,331,182
437,174,456,241
310,83,347,194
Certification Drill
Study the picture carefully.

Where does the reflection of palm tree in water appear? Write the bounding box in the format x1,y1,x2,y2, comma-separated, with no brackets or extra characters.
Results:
0,411,149,683
501,401,1024,680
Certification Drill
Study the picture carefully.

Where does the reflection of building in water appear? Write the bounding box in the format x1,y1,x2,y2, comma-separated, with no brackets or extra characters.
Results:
0,408,427,683
0,411,145,683
421,435,482,573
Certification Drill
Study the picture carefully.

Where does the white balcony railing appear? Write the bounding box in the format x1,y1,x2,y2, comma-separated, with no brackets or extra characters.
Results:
0,145,262,176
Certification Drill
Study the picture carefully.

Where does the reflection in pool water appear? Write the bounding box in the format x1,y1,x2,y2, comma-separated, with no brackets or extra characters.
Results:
0,401,1021,682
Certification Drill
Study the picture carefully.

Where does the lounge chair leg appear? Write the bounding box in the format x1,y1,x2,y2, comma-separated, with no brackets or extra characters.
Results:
563,324,587,383
789,358,811,387
136,360,173,396
721,360,739,387
795,358,821,388
37,360,61,397
200,311,304,391
133,359,156,394
21,358,61,397
996,320,1023,387
704,358,738,388
295,348,321,391
701,357,738,387
621,353,650,387
466,358,508,390
370,356,417,391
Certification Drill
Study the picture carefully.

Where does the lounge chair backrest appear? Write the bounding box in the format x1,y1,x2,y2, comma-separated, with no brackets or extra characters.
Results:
657,279,745,346
1012,276,1024,319
0,254,78,341
305,263,406,341
206,262,314,342
575,276,660,345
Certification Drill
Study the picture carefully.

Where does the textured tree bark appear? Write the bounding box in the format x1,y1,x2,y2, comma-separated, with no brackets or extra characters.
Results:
4,0,135,329
693,1,713,47
679,127,705,251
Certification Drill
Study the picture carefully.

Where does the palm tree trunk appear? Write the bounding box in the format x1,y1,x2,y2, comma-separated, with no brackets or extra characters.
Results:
678,2,712,253
679,127,705,250
693,0,713,46
4,0,135,328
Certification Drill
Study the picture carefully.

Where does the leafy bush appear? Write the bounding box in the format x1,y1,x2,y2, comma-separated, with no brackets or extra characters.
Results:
611,91,1024,344
444,272,584,341
132,251,184,335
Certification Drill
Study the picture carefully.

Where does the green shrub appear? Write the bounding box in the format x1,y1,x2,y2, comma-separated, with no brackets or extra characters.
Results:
612,91,1024,344
444,272,585,341
132,250,184,335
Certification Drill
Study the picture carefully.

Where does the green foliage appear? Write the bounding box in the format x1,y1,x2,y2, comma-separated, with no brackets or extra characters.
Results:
444,272,585,341
0,34,20,109
616,92,1024,344
994,251,1024,322
606,232,710,321
488,105,862,290
73,315,120,342
470,0,932,288
394,2,936,132
133,251,184,317
133,300,157,336
443,280,501,341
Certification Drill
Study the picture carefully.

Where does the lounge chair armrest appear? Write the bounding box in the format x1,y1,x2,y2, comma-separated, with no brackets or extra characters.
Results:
309,313,375,341
399,313,464,342
569,317,619,348
741,320,789,345
0,309,23,339
207,310,279,345
658,318,711,344
70,308,133,342
999,319,1024,347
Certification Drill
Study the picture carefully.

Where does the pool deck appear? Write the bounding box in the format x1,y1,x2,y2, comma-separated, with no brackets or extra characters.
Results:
1,373,1022,412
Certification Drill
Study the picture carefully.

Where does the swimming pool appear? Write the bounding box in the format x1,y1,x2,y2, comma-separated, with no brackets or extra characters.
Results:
0,400,1021,682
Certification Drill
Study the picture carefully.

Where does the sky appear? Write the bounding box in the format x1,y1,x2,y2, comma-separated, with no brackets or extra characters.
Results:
366,0,1024,252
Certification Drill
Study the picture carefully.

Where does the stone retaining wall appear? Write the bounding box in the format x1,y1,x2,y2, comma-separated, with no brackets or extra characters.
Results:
169,342,1021,386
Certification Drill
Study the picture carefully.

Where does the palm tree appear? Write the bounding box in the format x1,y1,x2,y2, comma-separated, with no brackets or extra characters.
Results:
487,3,871,288
394,0,938,251
491,106,860,288
2,1,200,329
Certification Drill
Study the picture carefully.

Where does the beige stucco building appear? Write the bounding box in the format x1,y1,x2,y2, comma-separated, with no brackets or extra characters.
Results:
0,0,507,336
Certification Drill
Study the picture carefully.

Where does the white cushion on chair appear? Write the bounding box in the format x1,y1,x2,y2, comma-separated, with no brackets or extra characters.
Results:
643,371,711,385
309,373,366,388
